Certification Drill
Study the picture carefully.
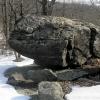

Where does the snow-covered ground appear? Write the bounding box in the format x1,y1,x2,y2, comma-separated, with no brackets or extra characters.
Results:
0,52,100,100
66,85,100,100
0,54,33,100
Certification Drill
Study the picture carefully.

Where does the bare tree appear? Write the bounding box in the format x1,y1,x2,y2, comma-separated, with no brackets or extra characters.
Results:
62,0,66,17
48,0,56,15
8,0,24,61
35,0,39,14
1,0,9,47
1,0,24,61
38,0,47,15
8,0,24,30
37,0,56,15
20,0,24,17
90,0,95,5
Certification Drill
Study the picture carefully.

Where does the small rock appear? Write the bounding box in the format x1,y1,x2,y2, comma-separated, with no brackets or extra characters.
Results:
27,69,57,83
38,81,64,100
7,76,18,86
56,69,100,81
59,81,72,94
56,69,89,81
7,72,33,86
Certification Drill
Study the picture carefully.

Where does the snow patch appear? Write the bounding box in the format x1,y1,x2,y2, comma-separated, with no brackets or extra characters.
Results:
66,85,100,100
0,55,33,67
0,55,34,100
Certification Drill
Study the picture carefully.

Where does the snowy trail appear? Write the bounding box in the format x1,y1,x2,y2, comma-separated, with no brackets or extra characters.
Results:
0,55,33,100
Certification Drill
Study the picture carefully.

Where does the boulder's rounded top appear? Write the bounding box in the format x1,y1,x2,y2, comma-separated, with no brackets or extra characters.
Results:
17,15,94,33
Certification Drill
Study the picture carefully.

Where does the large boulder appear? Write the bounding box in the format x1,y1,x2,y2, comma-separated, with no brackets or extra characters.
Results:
8,15,100,67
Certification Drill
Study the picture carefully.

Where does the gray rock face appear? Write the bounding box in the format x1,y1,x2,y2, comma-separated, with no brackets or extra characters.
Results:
8,15,100,67
38,82,64,100
56,69,100,81
56,69,88,81
27,69,57,83
94,32,100,58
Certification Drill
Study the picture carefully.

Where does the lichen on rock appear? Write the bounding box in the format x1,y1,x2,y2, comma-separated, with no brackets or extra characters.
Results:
8,15,100,68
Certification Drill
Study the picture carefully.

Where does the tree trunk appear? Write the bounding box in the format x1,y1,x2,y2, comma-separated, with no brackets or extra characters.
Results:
38,0,56,15
14,51,21,62
41,0,48,15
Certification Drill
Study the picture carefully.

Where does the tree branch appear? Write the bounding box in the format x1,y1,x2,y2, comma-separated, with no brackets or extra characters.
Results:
50,0,56,6
37,0,43,4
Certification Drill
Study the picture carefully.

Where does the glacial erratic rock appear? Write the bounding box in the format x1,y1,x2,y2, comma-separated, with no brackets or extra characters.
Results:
8,15,100,67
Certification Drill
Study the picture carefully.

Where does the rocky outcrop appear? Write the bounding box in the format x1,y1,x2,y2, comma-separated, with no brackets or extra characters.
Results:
8,15,100,68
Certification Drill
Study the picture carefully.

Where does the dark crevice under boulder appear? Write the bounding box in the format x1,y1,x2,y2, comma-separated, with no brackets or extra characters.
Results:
8,15,100,68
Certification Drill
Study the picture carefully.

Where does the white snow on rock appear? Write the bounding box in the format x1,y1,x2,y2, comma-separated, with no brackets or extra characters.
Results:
0,54,33,100
66,85,100,100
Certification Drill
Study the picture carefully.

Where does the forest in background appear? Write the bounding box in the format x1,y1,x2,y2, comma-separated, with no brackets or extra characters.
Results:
0,0,100,55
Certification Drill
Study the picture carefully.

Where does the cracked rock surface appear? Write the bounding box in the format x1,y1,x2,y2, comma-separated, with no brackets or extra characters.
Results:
8,15,100,68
